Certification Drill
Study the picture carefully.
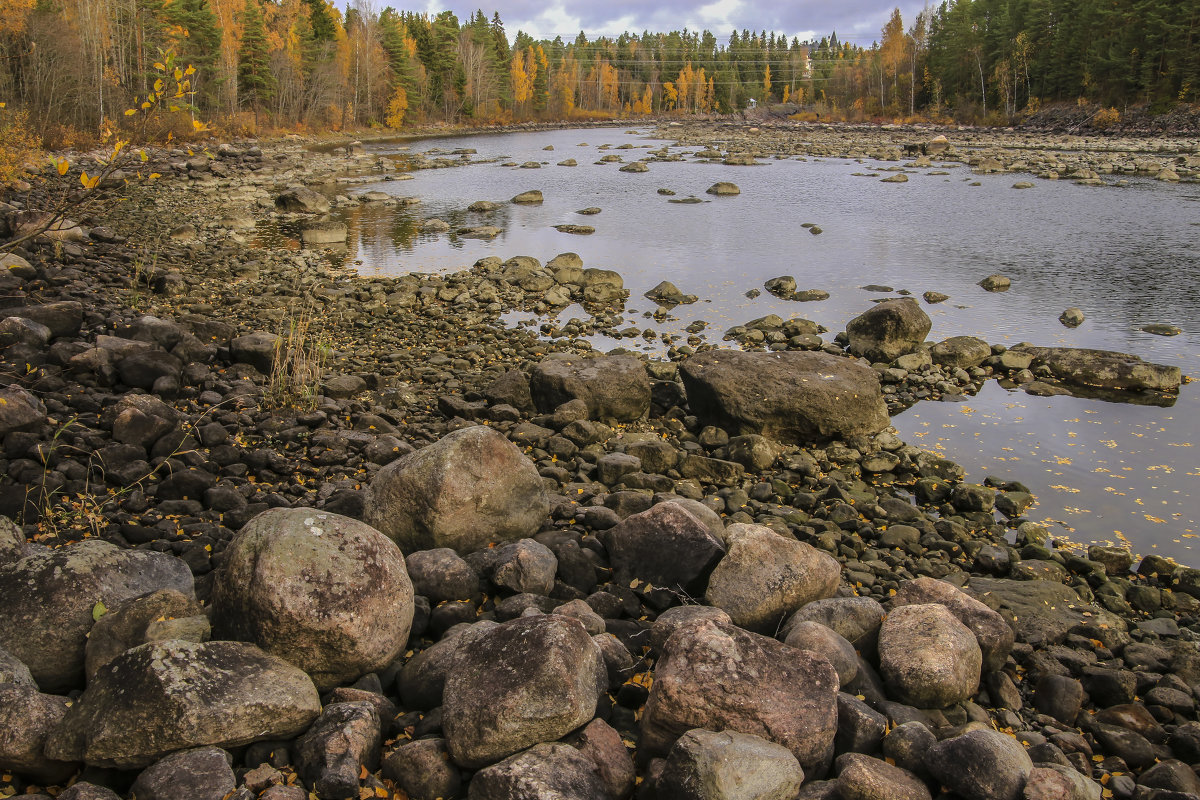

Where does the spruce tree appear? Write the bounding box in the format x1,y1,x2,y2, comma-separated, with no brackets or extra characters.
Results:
237,0,275,126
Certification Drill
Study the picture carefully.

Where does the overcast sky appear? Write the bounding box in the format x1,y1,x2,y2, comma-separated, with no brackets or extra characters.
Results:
354,0,935,47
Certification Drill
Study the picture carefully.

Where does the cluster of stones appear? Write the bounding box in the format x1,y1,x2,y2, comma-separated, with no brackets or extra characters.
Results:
0,132,1197,800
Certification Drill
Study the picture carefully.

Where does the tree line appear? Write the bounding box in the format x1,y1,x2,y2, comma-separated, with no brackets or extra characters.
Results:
0,0,1197,145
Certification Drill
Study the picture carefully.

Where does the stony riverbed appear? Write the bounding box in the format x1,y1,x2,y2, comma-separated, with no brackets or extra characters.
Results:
0,123,1198,800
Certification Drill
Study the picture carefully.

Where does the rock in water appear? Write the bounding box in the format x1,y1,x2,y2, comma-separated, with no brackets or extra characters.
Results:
706,182,741,195
210,507,414,691
679,349,889,443
275,187,331,214
658,729,805,800
363,425,549,554
846,298,932,362
978,274,1011,291
877,603,982,708
930,336,992,369
0,539,194,693
641,618,838,775
1059,308,1086,327
529,353,651,422
511,190,544,204
704,523,840,633
1009,346,1181,392
442,615,606,768
45,640,320,770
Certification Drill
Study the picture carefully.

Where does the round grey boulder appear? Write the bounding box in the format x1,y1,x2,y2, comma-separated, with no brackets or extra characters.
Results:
890,576,1014,673
923,728,1033,800
210,507,414,691
835,753,931,800
363,425,549,554
658,729,804,800
783,621,859,687
846,298,932,362
443,614,606,768
705,523,840,633
0,683,78,783
878,603,981,708
0,539,194,692
930,336,992,369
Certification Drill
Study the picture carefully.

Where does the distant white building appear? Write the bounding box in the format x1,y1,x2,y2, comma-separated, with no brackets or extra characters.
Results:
747,98,757,109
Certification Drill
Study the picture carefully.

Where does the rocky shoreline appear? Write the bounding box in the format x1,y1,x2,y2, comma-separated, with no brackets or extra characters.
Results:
0,127,1197,800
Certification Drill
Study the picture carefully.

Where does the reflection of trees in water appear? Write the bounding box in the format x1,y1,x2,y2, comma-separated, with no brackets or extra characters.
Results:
332,202,516,270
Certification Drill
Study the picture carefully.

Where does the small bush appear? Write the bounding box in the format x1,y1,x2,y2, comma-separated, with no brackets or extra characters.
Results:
1092,106,1121,129
0,107,42,184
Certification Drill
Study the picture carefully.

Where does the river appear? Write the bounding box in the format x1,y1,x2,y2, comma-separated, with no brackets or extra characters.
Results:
312,127,1199,563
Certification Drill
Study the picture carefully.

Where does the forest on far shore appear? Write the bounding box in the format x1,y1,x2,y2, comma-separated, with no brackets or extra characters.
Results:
0,0,1198,149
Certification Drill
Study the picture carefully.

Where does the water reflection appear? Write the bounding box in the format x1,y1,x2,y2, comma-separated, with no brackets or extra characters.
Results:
275,127,1198,562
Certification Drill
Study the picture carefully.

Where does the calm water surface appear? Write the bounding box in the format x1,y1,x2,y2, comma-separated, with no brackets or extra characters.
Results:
321,128,1200,563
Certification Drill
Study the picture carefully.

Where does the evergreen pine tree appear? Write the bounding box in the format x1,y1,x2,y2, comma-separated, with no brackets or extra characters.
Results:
237,0,275,126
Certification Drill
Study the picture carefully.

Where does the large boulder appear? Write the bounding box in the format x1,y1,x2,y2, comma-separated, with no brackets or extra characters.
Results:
963,577,1126,648
85,589,208,682
890,577,1014,672
658,729,804,800
923,729,1033,800
0,385,47,437
45,640,320,770
363,425,549,554
128,747,236,800
846,299,931,362
442,615,607,768
930,336,992,369
469,743,608,800
704,523,840,633
679,350,889,443
0,539,194,692
0,683,78,783
210,508,414,691
877,603,981,708
1008,346,1181,393
782,596,886,661
642,618,838,775
529,353,651,422
600,502,726,601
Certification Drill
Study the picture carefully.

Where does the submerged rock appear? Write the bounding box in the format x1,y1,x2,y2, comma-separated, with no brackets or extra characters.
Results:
1010,346,1181,392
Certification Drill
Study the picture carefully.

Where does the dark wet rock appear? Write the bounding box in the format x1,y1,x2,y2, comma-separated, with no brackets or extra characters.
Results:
0,539,194,693
0,385,47,437
58,783,122,800
834,753,931,800
704,523,840,633
680,349,889,443
275,187,331,213
469,742,607,800
485,369,535,412
881,721,936,776
128,747,236,800
229,331,281,373
1137,758,1200,795
924,729,1032,800
1035,674,1084,725
529,353,651,422
978,274,1011,291
382,738,461,800
405,548,480,602
878,603,981,708
846,299,931,362
1010,346,1182,393
601,502,726,602
467,538,557,595
657,729,805,800
442,614,606,768
890,577,1014,672
2,301,83,338
642,618,838,775
210,507,413,691
833,693,887,755
45,640,320,769
0,683,77,783
295,701,381,800
1059,308,1086,327
363,425,548,554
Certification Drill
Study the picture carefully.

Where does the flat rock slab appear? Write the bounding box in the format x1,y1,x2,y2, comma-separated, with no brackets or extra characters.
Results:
963,576,1128,648
46,640,320,770
1011,346,1181,393
679,349,889,443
